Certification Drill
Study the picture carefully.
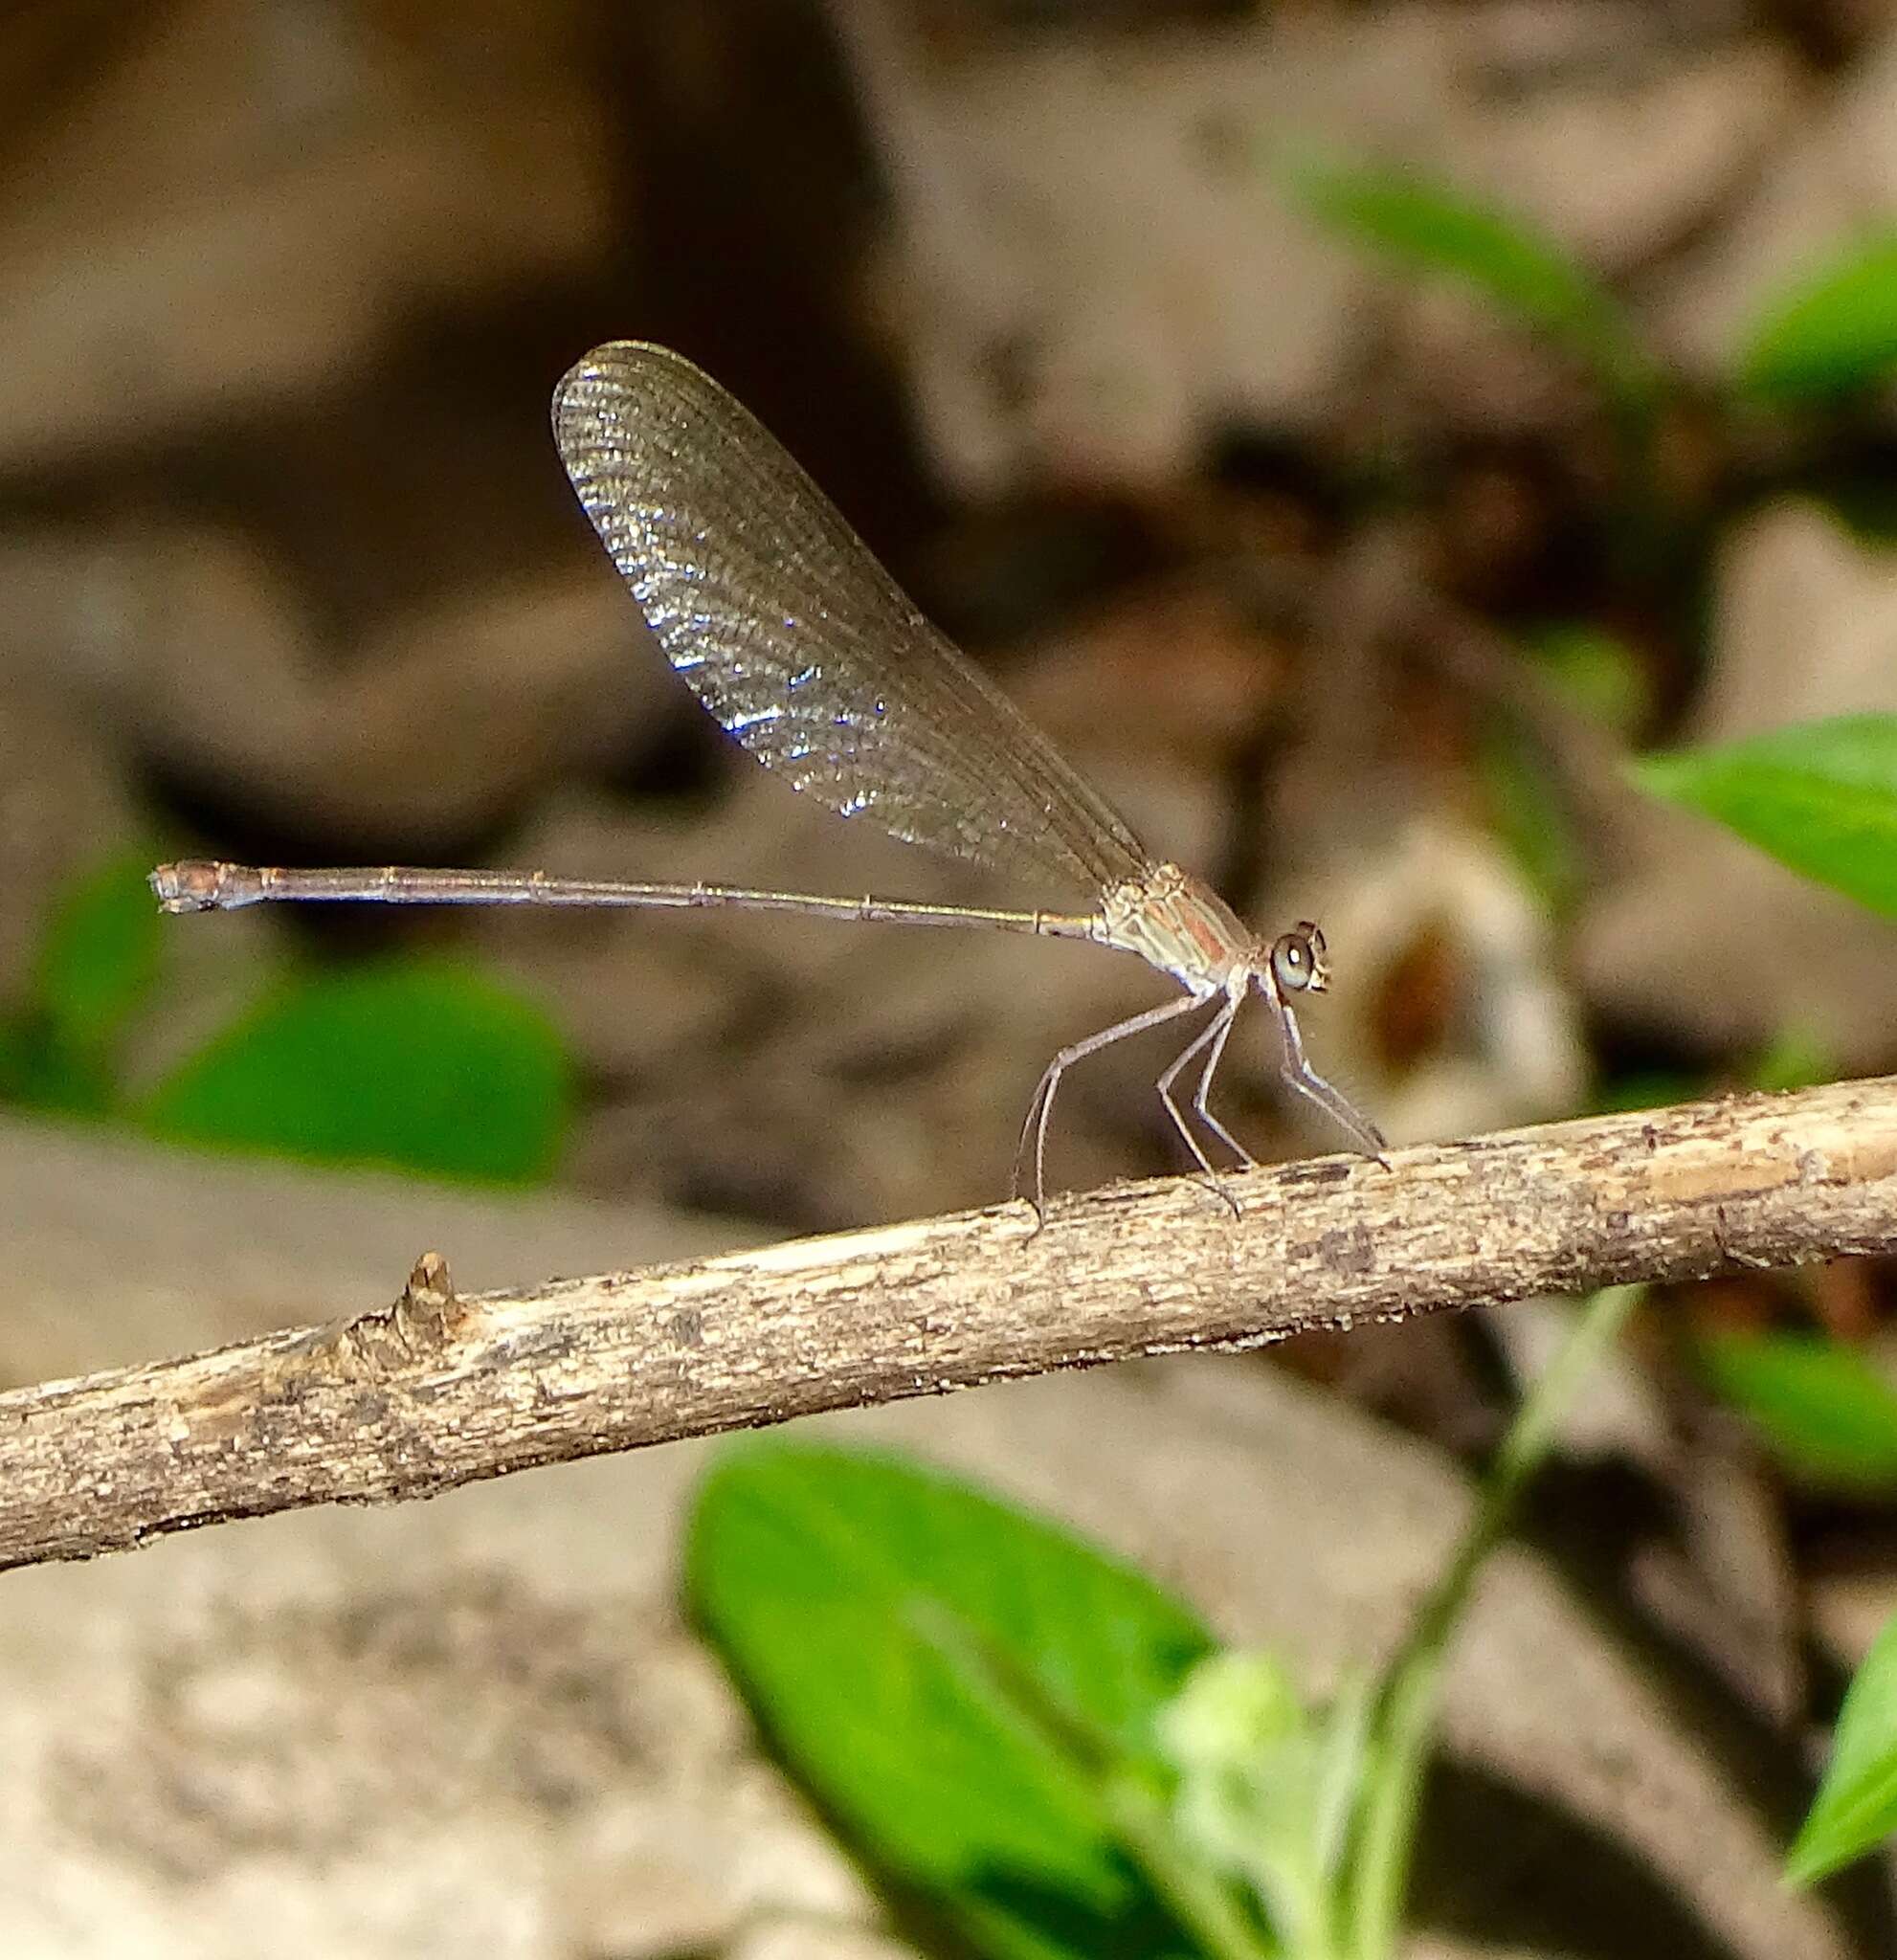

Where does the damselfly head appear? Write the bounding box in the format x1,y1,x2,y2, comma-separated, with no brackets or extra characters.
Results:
1268,922,1329,996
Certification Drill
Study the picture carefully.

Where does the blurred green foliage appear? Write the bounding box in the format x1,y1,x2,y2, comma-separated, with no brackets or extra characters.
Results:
1736,232,1897,403
1480,625,1649,913
1788,1607,1897,1888
34,851,167,1074
1157,1651,1370,1959
1698,1332,1897,1494
1748,1024,1836,1096
1479,725,1581,913
1290,159,1897,412
688,1443,1217,1960
1527,625,1653,734
0,851,165,1114
1633,713,1897,916
1,848,571,1185
1284,160,1658,417
688,1291,1640,1960
1292,160,1897,1897
139,962,569,1184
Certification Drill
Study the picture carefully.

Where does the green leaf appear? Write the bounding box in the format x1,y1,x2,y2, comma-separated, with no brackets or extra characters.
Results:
1481,725,1580,913
1156,1651,1366,1951
1527,625,1650,735
1591,1069,1704,1117
139,960,569,1183
686,1444,1217,1960
1285,160,1656,412
1699,1332,1897,1492
0,1016,66,1107
32,850,165,1067
1750,1025,1834,1095
1481,625,1648,912
1631,714,1897,915
1788,1607,1897,1885
1736,232,1897,403
0,1029,111,1115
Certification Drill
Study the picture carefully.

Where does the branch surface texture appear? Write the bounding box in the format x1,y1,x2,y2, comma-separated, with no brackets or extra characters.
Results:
6,1078,1896,1570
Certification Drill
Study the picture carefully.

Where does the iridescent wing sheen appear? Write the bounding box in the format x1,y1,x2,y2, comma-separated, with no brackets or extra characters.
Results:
552,342,1151,902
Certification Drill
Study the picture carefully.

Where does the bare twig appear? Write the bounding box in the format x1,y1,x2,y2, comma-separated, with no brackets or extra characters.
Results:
5,1078,1896,1572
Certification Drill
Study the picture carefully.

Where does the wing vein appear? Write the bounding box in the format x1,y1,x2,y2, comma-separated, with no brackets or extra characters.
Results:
552,342,1153,902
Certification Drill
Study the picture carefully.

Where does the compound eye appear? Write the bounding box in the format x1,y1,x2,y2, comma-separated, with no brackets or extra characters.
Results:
1271,923,1328,993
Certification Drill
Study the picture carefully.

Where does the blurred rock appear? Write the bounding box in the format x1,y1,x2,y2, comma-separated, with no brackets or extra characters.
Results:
1809,1564,1897,1668
0,1109,752,1388
1305,816,1588,1147
1684,501,1897,727
1655,23,1897,377
1581,501,1897,1064
1008,576,1291,786
1493,1295,1802,1724
1628,1438,1803,1726
0,518,665,849
1447,33,1797,276
0,1115,1864,1959
837,5,1797,487
0,0,612,471
1492,1293,1675,1465
730,1926,918,1960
